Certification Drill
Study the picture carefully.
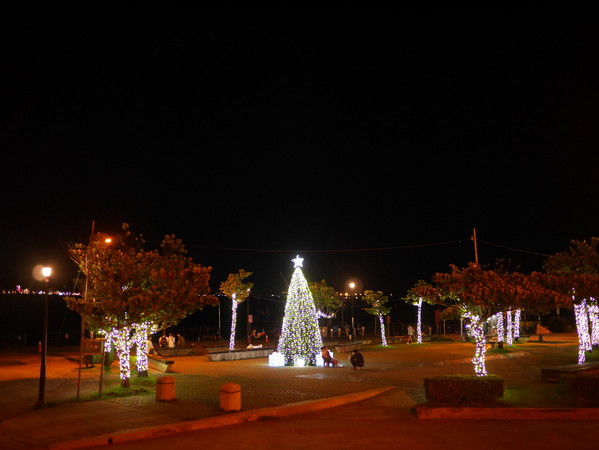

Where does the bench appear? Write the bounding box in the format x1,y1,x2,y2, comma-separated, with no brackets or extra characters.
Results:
387,336,403,344
541,361,599,382
148,356,174,373
208,348,275,361
156,348,192,357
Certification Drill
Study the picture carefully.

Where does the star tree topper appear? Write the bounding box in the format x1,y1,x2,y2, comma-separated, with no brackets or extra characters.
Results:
292,255,304,268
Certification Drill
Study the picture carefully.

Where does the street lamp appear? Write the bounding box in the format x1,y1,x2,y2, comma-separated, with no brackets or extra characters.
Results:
348,282,356,338
38,266,51,406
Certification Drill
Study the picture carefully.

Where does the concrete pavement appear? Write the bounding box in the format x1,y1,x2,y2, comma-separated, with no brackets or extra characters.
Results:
0,333,597,449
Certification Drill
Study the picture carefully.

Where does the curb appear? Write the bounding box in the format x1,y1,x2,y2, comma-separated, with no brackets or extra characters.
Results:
49,386,397,449
415,405,599,420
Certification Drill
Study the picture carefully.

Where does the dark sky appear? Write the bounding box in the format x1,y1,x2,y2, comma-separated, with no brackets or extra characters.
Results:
2,7,598,295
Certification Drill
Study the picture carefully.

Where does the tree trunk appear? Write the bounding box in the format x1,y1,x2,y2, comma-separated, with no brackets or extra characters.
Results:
229,300,238,350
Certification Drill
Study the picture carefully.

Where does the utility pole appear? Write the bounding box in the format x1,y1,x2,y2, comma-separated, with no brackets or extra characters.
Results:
472,227,479,265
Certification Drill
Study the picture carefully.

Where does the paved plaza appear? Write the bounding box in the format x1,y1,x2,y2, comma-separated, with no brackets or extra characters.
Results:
0,333,598,449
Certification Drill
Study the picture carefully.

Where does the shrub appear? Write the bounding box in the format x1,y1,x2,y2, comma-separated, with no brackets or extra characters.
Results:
424,374,504,405
561,372,599,406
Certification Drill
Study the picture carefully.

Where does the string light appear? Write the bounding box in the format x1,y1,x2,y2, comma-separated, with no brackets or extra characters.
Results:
496,311,504,344
229,293,238,350
506,308,513,346
464,310,487,376
416,298,423,344
513,309,521,339
574,300,591,364
379,315,388,346
276,256,323,366
589,298,599,347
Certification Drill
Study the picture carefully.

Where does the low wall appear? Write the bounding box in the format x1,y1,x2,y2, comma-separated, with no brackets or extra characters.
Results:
208,348,275,361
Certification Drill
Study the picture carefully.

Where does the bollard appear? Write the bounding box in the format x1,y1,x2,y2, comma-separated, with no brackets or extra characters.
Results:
156,376,176,401
220,382,241,412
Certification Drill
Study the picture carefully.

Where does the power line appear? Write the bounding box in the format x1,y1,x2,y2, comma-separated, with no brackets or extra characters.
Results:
186,239,465,254
477,240,551,257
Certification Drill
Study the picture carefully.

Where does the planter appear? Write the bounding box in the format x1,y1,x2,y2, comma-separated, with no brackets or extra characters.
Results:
424,374,504,405
562,372,599,407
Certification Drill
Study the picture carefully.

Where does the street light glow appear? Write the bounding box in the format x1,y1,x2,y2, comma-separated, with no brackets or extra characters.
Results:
42,267,52,278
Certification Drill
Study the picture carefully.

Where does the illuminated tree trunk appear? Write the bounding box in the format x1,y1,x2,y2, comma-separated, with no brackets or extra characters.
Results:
506,308,514,346
133,322,152,376
464,311,487,376
513,309,521,339
113,326,132,388
416,298,423,344
229,294,238,351
589,301,599,347
575,300,592,364
378,314,387,346
496,311,504,344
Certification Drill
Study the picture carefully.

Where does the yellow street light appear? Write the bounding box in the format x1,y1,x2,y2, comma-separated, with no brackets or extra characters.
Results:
38,266,52,405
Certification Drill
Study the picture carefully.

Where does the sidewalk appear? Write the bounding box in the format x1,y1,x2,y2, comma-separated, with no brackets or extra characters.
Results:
0,333,596,449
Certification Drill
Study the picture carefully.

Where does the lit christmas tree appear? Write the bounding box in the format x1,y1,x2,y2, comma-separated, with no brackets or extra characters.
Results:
277,255,323,366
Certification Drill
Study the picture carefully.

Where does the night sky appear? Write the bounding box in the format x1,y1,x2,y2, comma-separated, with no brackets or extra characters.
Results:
2,7,598,296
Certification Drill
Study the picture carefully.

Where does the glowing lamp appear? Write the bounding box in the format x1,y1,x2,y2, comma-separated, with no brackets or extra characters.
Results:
268,352,285,367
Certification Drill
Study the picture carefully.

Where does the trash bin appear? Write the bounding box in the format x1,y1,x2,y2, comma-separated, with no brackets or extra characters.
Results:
156,376,176,401
220,382,241,412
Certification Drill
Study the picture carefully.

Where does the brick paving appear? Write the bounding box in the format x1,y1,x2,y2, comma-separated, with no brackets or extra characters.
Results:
0,333,589,448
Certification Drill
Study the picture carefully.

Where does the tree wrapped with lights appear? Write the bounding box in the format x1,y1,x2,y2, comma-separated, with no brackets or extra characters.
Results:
277,256,323,366
363,290,391,346
505,308,513,346
544,238,599,364
403,280,436,344
219,269,253,350
65,224,217,387
309,279,344,323
495,311,504,344
409,264,561,376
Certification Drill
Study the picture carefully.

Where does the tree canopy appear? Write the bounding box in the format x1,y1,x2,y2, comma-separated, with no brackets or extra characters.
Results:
309,279,343,318
65,224,217,332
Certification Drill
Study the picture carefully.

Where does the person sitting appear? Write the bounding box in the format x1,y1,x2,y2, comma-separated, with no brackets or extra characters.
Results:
349,349,364,370
159,334,168,348
146,338,155,355
176,333,186,348
321,346,333,367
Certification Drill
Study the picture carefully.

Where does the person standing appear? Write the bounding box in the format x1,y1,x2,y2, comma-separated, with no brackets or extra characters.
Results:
167,333,176,348
407,324,414,344
176,333,186,348
349,349,364,370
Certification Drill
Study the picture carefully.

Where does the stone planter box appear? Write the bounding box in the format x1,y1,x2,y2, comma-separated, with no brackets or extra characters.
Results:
208,348,274,361
562,372,599,407
424,375,504,404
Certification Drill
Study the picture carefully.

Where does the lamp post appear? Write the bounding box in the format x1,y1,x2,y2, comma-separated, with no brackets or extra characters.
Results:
38,266,51,406
349,282,356,338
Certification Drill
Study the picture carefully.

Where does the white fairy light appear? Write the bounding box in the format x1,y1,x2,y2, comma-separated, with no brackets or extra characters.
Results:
416,298,423,344
514,309,521,339
506,308,513,346
276,256,323,366
496,312,504,343
464,310,487,376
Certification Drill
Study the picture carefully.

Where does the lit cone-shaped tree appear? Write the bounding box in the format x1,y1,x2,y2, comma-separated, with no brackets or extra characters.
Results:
277,255,323,366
